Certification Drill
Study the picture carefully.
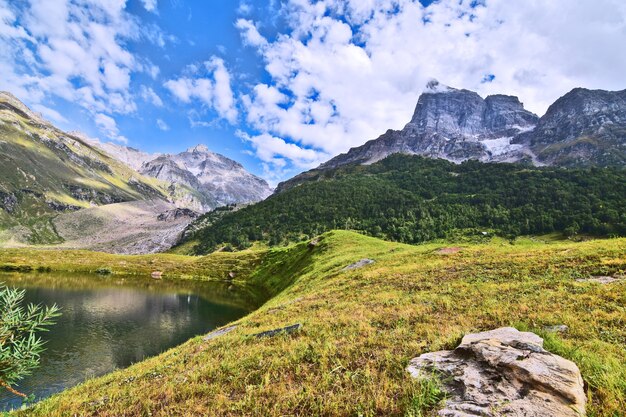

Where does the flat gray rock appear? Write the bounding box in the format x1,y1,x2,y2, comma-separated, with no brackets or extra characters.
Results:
203,325,237,341
575,276,620,284
343,259,375,271
407,327,586,417
544,324,569,333
254,323,301,338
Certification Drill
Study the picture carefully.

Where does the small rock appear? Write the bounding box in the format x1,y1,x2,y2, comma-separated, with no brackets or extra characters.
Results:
308,237,320,249
544,324,569,333
575,276,620,284
343,259,375,271
254,323,302,338
407,327,586,417
151,271,163,279
203,325,237,341
227,271,236,279
156,208,199,221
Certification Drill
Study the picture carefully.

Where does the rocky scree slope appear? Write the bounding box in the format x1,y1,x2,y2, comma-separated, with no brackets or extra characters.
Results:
0,92,168,244
278,81,625,192
52,199,198,254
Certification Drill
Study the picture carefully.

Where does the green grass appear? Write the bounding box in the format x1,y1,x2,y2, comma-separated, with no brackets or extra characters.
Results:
3,231,625,416
0,247,265,284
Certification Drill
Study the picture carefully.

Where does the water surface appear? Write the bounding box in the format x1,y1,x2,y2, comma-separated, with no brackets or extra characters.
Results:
0,272,259,411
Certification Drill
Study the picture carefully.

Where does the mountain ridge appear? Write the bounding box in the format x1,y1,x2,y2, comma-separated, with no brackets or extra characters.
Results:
278,82,626,192
87,140,273,212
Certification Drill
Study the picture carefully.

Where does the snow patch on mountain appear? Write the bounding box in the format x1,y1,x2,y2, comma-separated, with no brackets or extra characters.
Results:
481,137,524,157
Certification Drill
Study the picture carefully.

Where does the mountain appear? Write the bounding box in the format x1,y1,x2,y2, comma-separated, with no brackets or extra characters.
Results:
138,145,272,212
0,92,168,244
79,135,158,171
180,154,626,254
278,81,625,192
88,142,273,213
515,88,626,166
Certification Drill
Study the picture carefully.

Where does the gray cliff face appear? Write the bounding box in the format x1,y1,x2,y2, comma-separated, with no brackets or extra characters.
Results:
518,88,626,166
278,82,625,192
318,81,539,172
139,145,273,212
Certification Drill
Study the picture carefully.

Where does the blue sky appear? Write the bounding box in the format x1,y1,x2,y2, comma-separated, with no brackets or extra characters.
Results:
1,0,625,184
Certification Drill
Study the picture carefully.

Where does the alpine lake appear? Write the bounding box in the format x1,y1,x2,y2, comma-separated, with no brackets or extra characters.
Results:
0,271,262,411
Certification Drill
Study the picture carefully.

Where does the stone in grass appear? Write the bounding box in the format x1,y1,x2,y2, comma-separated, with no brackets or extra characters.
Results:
343,259,375,271
308,237,320,249
203,325,237,341
254,323,302,338
407,327,586,417
543,324,569,333
575,276,620,284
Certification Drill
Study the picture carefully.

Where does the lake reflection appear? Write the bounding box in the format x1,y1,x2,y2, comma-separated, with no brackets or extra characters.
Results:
0,272,258,411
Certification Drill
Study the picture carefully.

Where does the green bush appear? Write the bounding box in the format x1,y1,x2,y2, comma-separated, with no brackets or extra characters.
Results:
0,284,60,398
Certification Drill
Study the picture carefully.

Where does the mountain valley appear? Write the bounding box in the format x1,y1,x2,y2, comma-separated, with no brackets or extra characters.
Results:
0,92,271,252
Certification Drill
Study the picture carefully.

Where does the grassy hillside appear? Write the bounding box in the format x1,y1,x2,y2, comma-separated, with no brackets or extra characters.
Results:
6,232,625,416
0,93,169,244
181,155,626,254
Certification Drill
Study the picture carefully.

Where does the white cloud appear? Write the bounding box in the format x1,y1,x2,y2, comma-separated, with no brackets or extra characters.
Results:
235,19,268,48
206,57,237,123
32,103,68,124
238,131,327,186
141,0,158,13
94,112,127,144
237,1,253,16
156,118,169,131
164,56,238,123
238,130,326,168
236,0,626,174
140,85,163,107
0,0,169,142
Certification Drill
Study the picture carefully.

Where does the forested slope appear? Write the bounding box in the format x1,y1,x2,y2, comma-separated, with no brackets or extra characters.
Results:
181,155,626,254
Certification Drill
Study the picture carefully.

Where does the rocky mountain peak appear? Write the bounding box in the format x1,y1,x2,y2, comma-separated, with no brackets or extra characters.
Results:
406,83,537,139
484,94,538,133
186,144,211,154
407,86,486,137
135,145,271,212
423,79,456,94
519,87,626,166
80,140,271,213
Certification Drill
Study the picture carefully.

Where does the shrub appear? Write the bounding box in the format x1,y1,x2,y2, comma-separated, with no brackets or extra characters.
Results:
0,284,60,397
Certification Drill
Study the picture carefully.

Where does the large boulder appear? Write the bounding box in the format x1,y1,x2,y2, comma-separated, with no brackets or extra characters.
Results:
407,327,586,417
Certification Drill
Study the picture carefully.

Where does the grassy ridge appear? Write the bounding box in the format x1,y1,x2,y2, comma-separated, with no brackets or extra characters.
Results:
7,232,626,416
